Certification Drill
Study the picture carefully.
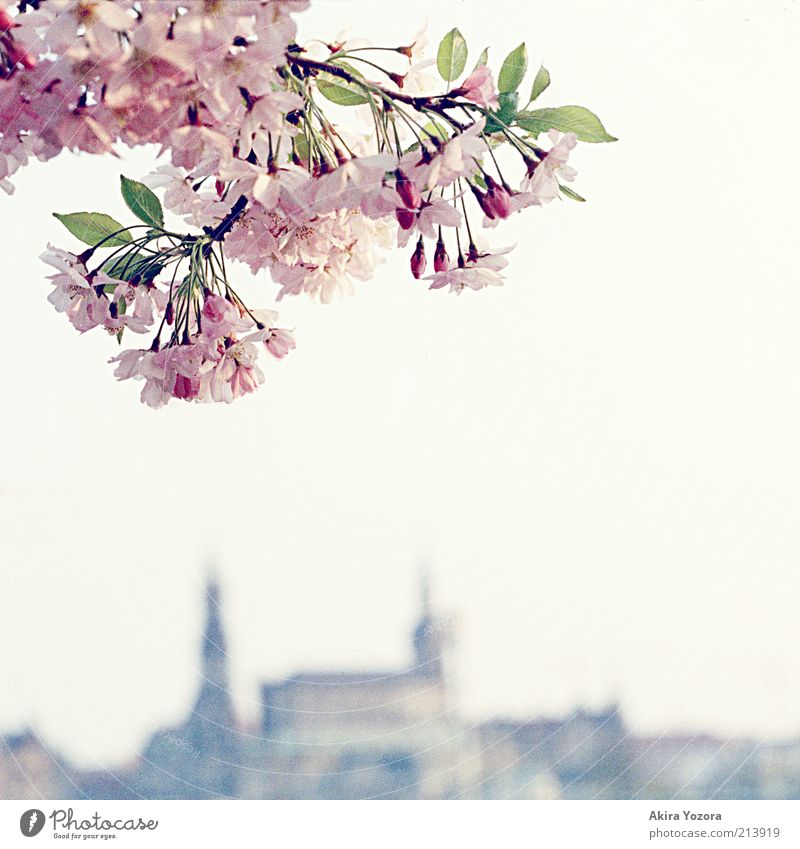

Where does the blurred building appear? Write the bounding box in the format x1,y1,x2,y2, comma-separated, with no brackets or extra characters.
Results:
247,574,480,799
0,731,70,799
2,577,799,800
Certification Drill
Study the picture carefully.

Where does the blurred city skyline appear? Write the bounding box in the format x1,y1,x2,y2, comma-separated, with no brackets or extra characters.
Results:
1,557,799,770
3,575,795,801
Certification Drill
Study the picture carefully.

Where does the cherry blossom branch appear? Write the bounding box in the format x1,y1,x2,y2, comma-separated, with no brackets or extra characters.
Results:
286,54,469,130
0,4,615,407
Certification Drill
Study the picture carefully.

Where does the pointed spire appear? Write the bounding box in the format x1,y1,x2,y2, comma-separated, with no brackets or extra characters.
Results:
419,566,432,615
201,574,227,668
412,564,447,678
186,573,239,797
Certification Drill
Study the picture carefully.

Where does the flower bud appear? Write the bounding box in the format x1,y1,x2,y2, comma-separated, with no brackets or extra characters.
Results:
489,186,512,218
486,176,512,219
410,238,426,279
395,169,421,210
471,185,495,220
523,155,539,179
395,207,416,230
434,238,450,273
165,301,175,325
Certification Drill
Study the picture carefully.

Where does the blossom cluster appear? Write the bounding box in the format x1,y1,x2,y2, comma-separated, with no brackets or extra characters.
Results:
43,238,295,407
0,1,614,406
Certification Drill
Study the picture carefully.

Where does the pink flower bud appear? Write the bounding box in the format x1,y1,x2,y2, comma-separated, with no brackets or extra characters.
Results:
489,186,512,218
410,239,426,279
434,239,450,273
486,176,512,219
0,10,14,34
395,169,421,210
471,185,495,220
395,207,416,230
523,155,540,179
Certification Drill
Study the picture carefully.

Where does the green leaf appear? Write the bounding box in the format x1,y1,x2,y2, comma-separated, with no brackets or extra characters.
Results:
101,251,163,283
437,28,468,84
559,184,586,202
472,47,489,72
317,75,370,106
293,133,310,163
120,175,164,228
516,105,617,143
529,64,550,102
422,120,449,141
53,212,132,247
483,91,519,134
116,300,126,344
498,42,528,93
316,64,370,106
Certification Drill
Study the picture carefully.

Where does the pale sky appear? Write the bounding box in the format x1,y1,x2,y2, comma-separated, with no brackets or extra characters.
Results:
2,0,800,766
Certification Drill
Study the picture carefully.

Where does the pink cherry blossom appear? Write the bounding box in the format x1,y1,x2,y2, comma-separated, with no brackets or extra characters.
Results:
401,120,487,190
206,335,266,404
201,294,249,339
520,129,579,203
264,328,296,359
396,198,461,247
425,263,505,294
312,153,395,215
457,66,500,110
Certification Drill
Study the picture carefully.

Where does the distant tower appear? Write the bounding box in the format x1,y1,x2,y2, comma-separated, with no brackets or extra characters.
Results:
184,576,239,797
411,570,450,678
198,579,230,699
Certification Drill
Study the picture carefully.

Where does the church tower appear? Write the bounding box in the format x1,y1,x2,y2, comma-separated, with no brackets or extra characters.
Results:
411,571,451,679
197,579,231,703
184,576,239,797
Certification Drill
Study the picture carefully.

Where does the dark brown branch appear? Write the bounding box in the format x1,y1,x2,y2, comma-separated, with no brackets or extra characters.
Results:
287,54,467,131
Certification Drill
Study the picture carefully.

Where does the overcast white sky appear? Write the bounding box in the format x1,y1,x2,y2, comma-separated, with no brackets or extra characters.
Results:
2,0,800,766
